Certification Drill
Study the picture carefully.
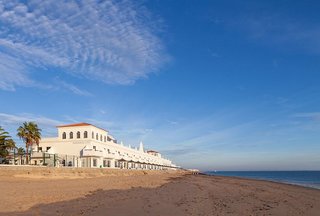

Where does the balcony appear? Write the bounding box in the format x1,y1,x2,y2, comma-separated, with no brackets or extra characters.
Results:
31,151,44,158
82,149,104,157
103,152,115,158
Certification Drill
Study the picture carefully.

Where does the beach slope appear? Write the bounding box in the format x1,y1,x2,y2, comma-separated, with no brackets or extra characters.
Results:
0,167,319,216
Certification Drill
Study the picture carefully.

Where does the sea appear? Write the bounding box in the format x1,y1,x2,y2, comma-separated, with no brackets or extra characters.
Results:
205,171,320,189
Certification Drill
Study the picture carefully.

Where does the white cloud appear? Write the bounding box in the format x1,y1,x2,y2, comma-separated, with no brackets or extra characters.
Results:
0,53,33,91
235,14,320,53
293,112,320,121
0,112,64,127
62,115,152,143
55,79,92,96
0,0,167,91
0,112,65,140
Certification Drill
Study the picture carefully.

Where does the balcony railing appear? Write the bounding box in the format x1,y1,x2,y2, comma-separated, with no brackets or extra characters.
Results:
82,149,103,157
31,151,44,158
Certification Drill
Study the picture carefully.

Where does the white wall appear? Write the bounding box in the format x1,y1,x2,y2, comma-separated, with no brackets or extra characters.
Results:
34,124,174,168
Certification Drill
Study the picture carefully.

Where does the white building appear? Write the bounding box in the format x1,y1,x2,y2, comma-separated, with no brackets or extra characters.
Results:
31,123,176,170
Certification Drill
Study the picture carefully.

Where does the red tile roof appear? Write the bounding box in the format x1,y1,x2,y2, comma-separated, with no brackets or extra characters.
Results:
57,123,91,127
56,123,109,132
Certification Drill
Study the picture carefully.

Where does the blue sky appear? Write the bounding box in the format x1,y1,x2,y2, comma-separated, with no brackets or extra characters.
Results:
0,0,319,171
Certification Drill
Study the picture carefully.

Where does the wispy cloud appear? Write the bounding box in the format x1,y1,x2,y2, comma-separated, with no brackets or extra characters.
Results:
83,118,154,145
59,115,152,144
1,110,319,170
231,12,320,54
161,147,197,157
0,112,64,127
0,112,65,141
0,0,167,91
293,112,320,121
0,53,33,91
166,120,179,125
55,79,92,97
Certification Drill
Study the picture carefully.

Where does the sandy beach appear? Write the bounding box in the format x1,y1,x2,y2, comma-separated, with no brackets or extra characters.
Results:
0,166,319,216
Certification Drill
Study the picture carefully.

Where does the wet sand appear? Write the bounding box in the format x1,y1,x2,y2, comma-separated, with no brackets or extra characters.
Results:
0,166,319,215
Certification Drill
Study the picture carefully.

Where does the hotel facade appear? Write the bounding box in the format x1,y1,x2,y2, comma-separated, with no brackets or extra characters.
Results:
31,123,177,170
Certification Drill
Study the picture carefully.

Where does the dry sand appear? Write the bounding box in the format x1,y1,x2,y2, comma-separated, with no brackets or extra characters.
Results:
0,166,319,216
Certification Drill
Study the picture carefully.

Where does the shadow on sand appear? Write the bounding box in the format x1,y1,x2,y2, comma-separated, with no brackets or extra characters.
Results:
2,175,195,216
2,174,320,216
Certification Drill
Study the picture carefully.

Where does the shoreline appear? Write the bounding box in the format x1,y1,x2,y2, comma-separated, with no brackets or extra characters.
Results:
1,167,319,215
204,172,320,190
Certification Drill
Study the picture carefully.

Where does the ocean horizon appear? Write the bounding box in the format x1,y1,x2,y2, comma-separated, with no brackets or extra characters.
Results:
205,171,320,190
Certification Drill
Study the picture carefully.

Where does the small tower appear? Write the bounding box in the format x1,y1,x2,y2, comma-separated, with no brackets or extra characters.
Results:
139,141,144,152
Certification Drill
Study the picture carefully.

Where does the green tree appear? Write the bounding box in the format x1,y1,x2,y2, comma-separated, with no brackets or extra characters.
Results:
6,139,17,164
5,139,16,150
0,126,10,143
0,126,11,158
17,147,25,165
17,122,42,164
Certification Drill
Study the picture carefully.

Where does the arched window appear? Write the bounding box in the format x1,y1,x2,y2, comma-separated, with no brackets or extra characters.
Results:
92,132,94,139
84,131,88,138
62,132,66,139
96,133,98,140
100,135,102,141
77,131,80,139
104,136,106,142
70,132,73,139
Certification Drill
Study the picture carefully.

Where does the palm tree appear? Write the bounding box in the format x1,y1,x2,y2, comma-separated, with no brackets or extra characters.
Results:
0,126,10,144
0,126,10,159
17,122,42,164
5,139,16,150
6,139,17,164
17,147,25,165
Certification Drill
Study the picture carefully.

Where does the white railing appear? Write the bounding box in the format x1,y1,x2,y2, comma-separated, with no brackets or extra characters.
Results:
31,152,44,158
82,149,103,157
102,152,115,158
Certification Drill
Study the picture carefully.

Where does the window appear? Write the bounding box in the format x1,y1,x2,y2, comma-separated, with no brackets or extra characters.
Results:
93,159,97,167
84,131,88,138
103,160,107,167
46,146,51,151
38,147,42,152
96,133,98,140
104,136,106,142
77,131,80,139
100,135,102,141
62,132,66,139
69,132,73,139
92,132,94,139
93,146,96,151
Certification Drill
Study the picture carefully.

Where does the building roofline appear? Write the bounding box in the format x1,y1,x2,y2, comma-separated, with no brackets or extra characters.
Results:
56,122,109,132
147,150,159,153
